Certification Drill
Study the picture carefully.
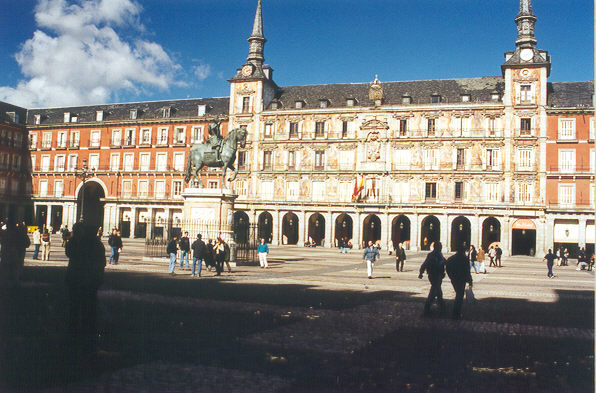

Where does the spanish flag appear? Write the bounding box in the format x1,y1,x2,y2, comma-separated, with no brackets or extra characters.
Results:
352,176,364,201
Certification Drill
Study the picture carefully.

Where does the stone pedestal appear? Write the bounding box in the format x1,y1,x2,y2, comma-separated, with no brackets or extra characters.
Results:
182,188,238,264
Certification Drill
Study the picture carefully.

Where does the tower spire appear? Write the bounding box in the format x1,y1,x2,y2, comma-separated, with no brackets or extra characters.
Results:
515,0,537,48
247,0,266,66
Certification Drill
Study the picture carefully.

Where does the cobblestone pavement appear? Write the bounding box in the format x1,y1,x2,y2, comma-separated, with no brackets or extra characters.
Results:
19,239,595,392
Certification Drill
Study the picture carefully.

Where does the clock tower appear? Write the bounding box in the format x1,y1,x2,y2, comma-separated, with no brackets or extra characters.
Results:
501,0,551,257
229,0,277,121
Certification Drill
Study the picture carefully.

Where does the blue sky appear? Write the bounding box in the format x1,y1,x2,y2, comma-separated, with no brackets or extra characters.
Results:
0,0,592,108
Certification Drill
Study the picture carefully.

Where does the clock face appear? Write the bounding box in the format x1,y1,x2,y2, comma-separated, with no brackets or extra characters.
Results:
520,48,533,61
241,65,253,77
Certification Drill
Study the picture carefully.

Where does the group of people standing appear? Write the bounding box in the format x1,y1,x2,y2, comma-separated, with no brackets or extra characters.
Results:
467,244,502,274
167,232,231,277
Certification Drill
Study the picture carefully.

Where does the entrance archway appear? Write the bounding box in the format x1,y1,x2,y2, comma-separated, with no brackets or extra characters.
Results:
308,213,325,246
258,212,273,244
77,181,105,231
511,218,536,256
335,213,353,247
450,216,471,252
362,214,381,247
421,215,440,250
391,215,411,250
482,217,501,251
233,211,250,243
282,212,299,245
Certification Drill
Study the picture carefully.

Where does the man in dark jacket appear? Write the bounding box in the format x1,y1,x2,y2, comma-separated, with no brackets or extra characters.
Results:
167,236,178,276
395,242,407,272
446,246,473,320
419,241,446,315
191,234,206,277
65,222,106,353
179,231,191,269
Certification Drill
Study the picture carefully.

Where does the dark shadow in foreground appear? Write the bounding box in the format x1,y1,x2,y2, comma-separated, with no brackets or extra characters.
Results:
0,265,593,392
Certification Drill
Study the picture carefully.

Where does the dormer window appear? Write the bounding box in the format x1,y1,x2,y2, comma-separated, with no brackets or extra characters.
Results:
96,111,103,121
63,112,71,123
491,92,500,102
34,114,41,125
402,95,412,104
71,115,78,123
319,99,329,108
431,94,441,104
295,101,304,109
270,102,278,110
130,109,137,120
161,107,170,118
461,94,471,102
374,99,382,106
6,112,16,123
346,98,356,107
197,104,206,116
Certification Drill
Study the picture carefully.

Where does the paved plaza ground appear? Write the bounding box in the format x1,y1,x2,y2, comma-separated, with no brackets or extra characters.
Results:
0,236,594,392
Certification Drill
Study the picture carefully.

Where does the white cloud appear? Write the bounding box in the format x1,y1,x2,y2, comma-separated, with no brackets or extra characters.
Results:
193,63,211,82
0,0,184,107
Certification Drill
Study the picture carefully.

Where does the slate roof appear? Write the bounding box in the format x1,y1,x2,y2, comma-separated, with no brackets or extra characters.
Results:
0,101,27,126
26,97,229,126
268,77,506,110
547,81,594,108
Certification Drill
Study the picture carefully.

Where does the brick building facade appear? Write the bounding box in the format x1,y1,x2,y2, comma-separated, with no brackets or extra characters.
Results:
3,0,593,257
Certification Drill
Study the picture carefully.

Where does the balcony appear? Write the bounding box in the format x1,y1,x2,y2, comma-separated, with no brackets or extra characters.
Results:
515,128,536,138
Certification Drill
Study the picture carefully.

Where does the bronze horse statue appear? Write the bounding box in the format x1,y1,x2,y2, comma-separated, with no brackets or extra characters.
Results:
184,126,247,189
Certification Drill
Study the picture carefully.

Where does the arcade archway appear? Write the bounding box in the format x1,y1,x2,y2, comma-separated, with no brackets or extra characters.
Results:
482,217,501,251
308,213,325,246
362,214,381,247
391,215,411,249
77,180,105,231
511,218,536,256
282,212,299,245
335,213,353,246
233,211,250,243
421,215,440,250
450,216,471,252
258,212,273,244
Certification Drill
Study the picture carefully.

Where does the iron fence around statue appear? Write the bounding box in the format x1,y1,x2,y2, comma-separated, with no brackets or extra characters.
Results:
143,218,258,265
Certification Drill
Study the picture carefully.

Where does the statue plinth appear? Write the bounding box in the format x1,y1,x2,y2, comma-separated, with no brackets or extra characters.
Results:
181,188,239,264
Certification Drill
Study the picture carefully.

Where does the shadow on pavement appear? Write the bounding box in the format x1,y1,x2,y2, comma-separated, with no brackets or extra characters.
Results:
0,265,593,392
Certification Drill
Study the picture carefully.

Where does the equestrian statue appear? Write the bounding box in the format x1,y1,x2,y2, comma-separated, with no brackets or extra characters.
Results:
184,120,247,189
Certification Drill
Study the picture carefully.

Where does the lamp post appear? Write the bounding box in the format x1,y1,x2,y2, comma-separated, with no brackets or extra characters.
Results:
76,159,94,222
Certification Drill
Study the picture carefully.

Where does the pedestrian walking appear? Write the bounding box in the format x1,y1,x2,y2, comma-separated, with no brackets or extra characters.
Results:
167,236,178,275
179,231,191,269
544,249,556,278
362,240,380,279
418,241,447,315
32,227,41,260
468,245,478,274
205,240,215,271
338,236,349,254
61,225,70,247
257,238,269,268
446,246,473,320
477,247,485,271
222,239,232,273
495,244,502,267
110,230,123,264
191,234,206,277
41,228,51,260
488,245,496,267
395,242,406,272
214,237,226,275
576,247,588,270
65,222,106,354
107,229,118,264
562,248,569,266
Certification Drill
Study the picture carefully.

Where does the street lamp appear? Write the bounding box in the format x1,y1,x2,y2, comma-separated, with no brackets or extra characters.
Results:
76,159,95,222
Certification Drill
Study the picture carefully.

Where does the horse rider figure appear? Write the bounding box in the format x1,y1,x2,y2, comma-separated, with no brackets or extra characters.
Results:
207,120,223,163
